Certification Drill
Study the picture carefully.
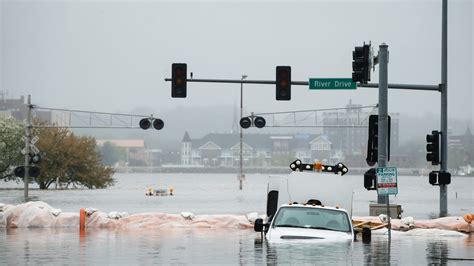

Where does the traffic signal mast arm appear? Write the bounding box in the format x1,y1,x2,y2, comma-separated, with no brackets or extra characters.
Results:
164,77,440,91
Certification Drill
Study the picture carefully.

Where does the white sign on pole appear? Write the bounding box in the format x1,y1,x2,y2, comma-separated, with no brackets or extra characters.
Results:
376,167,398,195
31,136,39,145
30,145,40,155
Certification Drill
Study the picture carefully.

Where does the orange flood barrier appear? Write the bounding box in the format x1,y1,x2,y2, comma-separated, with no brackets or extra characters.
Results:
79,208,85,233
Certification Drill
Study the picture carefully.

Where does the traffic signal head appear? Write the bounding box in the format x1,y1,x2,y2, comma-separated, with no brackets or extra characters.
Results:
363,168,376,190
276,66,291,100
139,118,151,130
429,171,438,185
352,44,371,84
254,116,266,128
240,117,251,129
366,115,378,166
172,63,187,98
426,130,440,165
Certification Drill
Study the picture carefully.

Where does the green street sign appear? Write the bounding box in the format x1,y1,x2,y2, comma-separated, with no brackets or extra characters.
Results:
309,78,356,90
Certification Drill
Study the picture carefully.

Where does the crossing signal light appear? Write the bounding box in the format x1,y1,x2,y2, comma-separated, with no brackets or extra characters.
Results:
153,119,164,130
254,116,266,128
172,63,187,98
139,118,151,129
240,116,266,129
276,66,291,100
426,130,440,165
352,43,371,84
240,117,251,129
140,118,164,130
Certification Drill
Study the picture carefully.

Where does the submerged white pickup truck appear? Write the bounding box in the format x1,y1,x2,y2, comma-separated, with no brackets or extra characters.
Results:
254,170,355,242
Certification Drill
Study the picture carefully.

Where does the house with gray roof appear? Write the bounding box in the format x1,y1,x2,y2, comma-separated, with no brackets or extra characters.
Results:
180,131,334,167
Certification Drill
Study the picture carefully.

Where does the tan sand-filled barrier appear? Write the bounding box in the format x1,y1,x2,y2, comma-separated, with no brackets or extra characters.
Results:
1,202,472,233
353,215,473,233
0,201,253,229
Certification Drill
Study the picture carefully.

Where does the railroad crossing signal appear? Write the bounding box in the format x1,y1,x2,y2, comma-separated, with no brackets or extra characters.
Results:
171,63,187,98
276,66,291,100
240,115,266,129
139,118,164,130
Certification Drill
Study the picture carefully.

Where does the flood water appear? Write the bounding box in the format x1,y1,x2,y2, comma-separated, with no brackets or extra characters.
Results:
1,173,473,264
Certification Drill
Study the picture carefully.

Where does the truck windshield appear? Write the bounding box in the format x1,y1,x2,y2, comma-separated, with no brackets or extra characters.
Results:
273,206,351,232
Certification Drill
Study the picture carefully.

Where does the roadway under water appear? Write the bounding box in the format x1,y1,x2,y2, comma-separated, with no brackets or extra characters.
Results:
1,173,473,264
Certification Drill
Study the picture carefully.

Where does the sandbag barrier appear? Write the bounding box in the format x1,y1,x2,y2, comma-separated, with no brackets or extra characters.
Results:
0,202,472,234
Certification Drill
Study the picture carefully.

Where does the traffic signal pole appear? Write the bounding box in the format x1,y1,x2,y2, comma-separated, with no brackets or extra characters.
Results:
440,0,448,217
377,44,389,206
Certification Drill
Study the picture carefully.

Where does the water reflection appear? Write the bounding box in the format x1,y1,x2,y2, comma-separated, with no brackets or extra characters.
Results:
426,240,449,265
1,227,473,264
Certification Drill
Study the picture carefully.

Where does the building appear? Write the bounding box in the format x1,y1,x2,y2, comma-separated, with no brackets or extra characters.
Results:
0,95,68,125
180,132,333,167
322,101,399,157
95,139,159,167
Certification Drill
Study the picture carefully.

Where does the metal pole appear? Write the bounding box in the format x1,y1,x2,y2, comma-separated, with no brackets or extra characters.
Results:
239,75,247,190
23,95,32,201
378,44,389,204
440,0,448,217
378,43,391,241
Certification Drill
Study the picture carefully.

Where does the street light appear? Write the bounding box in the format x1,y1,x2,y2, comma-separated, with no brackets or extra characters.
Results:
239,75,247,190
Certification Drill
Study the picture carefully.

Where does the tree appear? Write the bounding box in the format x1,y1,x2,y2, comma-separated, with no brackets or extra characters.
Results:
33,125,115,189
0,114,23,181
98,141,126,166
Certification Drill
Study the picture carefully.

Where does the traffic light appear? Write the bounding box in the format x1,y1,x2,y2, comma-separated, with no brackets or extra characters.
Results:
364,168,376,190
426,130,440,165
366,115,391,166
240,116,266,129
276,66,291,100
429,171,438,185
366,115,378,166
352,43,371,84
171,63,187,98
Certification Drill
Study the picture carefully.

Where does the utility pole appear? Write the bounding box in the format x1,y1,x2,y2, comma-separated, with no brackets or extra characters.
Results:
239,75,247,190
440,0,448,217
23,95,32,201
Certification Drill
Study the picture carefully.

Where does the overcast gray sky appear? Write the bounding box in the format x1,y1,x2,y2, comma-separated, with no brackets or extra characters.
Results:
1,0,473,134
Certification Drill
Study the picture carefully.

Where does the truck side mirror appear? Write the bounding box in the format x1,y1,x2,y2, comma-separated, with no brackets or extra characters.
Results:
254,218,264,232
